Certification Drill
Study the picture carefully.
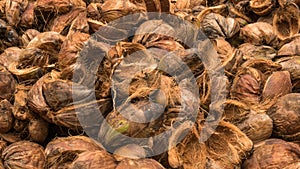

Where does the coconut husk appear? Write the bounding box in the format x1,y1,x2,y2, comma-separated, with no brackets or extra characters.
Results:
21,29,40,47
267,93,300,141
20,1,34,28
0,66,16,101
238,43,277,60
243,139,300,168
201,13,240,39
5,0,28,27
58,31,90,70
50,7,86,35
249,0,276,16
2,141,46,169
45,136,104,168
231,67,264,105
0,47,21,68
277,36,300,56
168,121,253,168
262,71,292,100
71,150,117,169
240,22,278,46
0,100,13,133
273,2,299,40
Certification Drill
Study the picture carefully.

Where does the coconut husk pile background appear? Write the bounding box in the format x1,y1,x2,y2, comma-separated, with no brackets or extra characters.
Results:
0,0,299,168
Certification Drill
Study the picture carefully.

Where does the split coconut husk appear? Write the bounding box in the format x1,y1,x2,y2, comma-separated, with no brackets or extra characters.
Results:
168,120,253,168
273,2,299,40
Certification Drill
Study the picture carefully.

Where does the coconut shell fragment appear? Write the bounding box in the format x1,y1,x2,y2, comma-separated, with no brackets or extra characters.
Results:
267,93,300,141
243,139,300,169
2,141,46,169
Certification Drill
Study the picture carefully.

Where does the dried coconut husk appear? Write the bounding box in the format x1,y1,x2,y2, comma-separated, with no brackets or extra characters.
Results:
243,139,300,168
50,7,86,35
231,67,264,105
0,140,7,155
0,160,3,169
250,0,275,16
0,132,22,143
45,136,104,168
0,99,13,133
283,161,300,169
13,85,33,121
58,31,90,70
238,43,277,60
87,18,106,33
277,36,300,56
0,66,16,101
20,1,34,28
28,70,110,131
240,22,278,46
67,10,89,36
201,13,240,39
116,158,165,169
27,71,60,121
99,0,146,22
2,141,46,169
21,29,40,47
132,20,176,45
5,0,28,27
26,31,64,54
168,121,253,168
144,0,169,13
212,38,244,74
0,47,21,68
236,110,273,144
273,2,299,40
276,56,300,81
71,150,117,169
34,0,85,14
262,71,292,100
267,93,300,141
86,3,101,20
240,58,282,77
47,98,111,131
28,116,48,143
7,47,53,83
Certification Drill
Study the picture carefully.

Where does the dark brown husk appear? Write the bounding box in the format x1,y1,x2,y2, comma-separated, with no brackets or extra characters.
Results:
243,139,300,168
2,141,46,169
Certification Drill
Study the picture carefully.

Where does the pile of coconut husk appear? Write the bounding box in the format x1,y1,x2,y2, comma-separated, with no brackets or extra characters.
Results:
0,0,299,168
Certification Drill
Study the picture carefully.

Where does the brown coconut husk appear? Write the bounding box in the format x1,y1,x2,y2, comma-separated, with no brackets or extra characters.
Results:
168,120,253,169
45,136,104,168
273,2,299,40
2,141,46,169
